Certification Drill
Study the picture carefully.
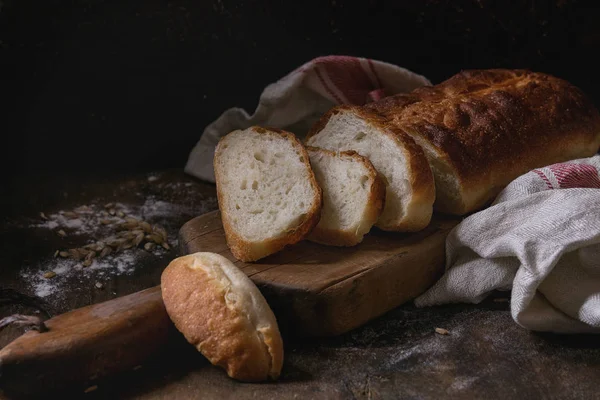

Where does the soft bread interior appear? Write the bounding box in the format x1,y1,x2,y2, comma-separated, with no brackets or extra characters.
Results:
307,112,409,228
188,252,282,379
215,129,317,241
308,149,376,235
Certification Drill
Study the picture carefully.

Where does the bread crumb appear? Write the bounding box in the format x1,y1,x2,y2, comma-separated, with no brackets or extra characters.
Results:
435,327,449,335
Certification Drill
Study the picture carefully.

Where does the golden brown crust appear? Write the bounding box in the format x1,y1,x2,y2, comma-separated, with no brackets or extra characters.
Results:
161,254,284,382
366,69,600,214
305,147,386,246
307,105,435,231
214,126,323,262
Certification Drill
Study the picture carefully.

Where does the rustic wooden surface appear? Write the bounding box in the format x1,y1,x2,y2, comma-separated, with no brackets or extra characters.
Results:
1,170,599,399
180,211,458,337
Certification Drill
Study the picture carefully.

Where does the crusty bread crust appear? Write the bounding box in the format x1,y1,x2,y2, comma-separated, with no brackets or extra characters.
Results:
161,252,284,382
214,126,323,262
306,147,386,246
366,69,600,214
307,105,435,232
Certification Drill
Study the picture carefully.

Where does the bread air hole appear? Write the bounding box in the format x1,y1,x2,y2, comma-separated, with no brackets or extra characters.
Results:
360,175,369,189
354,132,366,141
254,152,264,162
252,180,258,190
235,204,240,210
240,180,247,190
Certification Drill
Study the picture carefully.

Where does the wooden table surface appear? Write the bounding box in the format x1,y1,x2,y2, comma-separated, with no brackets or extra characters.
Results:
1,170,599,399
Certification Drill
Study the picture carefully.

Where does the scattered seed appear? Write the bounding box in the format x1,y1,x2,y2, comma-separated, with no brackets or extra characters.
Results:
435,327,449,335
43,271,57,279
122,241,134,250
85,251,96,261
104,203,114,209
118,221,138,231
84,385,98,393
75,205,92,213
68,248,83,260
95,282,104,289
134,232,145,247
57,229,67,237
82,258,93,267
147,233,164,244
493,298,509,303
100,219,112,225
108,208,116,216
139,221,152,233
116,211,125,218
99,247,112,258
153,225,167,241
125,217,139,224
53,250,59,258
144,242,156,251
63,211,79,219
40,212,49,220
161,242,171,250
59,251,69,258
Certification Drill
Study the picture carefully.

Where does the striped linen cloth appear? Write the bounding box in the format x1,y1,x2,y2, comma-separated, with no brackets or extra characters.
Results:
416,155,600,333
185,56,430,182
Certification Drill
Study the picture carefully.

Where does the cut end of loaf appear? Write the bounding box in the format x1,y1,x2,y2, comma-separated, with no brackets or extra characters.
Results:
306,106,434,232
214,127,322,261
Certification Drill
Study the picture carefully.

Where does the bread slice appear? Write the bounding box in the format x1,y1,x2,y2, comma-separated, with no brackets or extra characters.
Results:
366,69,600,215
214,126,322,262
306,147,385,246
161,252,284,381
306,105,435,232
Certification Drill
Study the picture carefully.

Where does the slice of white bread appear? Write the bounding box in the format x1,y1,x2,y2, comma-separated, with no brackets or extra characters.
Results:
161,252,284,381
306,147,385,246
306,105,435,232
214,126,322,262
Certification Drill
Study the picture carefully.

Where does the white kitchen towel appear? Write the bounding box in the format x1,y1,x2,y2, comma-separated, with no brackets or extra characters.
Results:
415,155,600,333
184,55,430,182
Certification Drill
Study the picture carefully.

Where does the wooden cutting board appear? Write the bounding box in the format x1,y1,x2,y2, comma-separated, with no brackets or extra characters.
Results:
179,210,460,337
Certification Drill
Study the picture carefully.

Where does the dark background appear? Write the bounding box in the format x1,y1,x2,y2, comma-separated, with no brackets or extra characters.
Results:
1,0,599,180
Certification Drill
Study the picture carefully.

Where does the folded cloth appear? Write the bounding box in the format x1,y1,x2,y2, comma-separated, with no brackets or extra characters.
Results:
184,55,430,182
415,155,600,334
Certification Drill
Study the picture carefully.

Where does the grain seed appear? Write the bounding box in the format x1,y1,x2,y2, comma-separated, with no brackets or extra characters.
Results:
68,248,82,260
82,258,93,267
53,250,59,258
40,212,49,220
100,219,112,225
63,211,79,219
122,241,134,250
153,225,167,241
134,232,145,247
43,271,57,279
435,327,449,335
125,217,139,224
139,221,152,233
108,208,116,216
99,247,112,258
59,251,69,258
57,229,67,238
116,211,125,218
161,242,170,250
144,242,156,251
104,203,114,209
147,233,164,244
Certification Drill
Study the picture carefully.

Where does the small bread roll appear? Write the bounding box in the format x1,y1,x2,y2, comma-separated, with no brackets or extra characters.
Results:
161,252,284,381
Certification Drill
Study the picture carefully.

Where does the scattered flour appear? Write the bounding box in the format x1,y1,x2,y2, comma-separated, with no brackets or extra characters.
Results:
22,191,217,302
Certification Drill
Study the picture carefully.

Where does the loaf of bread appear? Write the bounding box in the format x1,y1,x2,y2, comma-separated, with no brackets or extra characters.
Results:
214,127,322,261
306,147,385,246
365,69,600,215
161,252,284,382
306,105,435,232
